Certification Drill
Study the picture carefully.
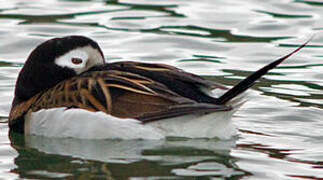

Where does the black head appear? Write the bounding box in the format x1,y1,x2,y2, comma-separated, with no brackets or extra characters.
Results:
13,36,105,106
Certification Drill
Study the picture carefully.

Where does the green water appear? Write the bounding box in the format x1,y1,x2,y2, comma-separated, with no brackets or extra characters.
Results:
0,0,323,179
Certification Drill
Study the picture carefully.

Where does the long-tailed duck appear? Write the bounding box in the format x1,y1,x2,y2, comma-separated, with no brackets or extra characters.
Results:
8,36,307,139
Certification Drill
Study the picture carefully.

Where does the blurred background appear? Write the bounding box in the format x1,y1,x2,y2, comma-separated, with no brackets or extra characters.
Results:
0,0,323,179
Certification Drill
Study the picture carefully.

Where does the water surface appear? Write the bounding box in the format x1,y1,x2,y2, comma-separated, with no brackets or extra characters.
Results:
0,0,323,179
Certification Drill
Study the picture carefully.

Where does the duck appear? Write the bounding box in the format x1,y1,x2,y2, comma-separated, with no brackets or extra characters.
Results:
8,36,307,139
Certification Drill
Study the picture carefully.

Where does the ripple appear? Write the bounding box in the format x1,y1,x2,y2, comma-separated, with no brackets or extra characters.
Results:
255,10,312,19
295,0,323,6
0,0,323,179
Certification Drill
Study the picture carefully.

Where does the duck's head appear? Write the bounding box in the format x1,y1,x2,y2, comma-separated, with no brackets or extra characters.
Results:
13,36,105,105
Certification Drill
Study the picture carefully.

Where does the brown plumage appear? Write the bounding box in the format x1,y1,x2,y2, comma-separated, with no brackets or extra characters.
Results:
9,62,231,130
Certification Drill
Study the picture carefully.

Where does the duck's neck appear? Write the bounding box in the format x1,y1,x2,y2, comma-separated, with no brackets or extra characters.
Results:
14,63,76,106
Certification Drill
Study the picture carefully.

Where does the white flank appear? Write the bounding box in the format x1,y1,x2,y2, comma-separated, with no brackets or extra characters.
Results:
25,89,246,140
26,108,164,140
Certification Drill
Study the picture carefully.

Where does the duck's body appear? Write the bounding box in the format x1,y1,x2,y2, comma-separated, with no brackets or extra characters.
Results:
10,60,239,139
9,36,307,139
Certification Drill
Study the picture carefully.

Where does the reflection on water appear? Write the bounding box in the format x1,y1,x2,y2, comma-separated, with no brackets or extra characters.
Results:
10,132,247,179
0,0,323,179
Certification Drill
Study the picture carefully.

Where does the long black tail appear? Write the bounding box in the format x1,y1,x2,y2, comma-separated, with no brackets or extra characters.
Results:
216,40,310,105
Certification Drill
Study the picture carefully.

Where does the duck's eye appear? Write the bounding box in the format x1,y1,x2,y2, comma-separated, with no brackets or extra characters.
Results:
71,58,83,65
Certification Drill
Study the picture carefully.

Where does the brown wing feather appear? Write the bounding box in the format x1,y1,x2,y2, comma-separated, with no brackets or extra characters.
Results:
91,61,228,104
106,61,228,90
9,69,230,126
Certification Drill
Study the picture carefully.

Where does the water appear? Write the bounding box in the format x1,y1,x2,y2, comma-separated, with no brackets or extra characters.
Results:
0,0,323,179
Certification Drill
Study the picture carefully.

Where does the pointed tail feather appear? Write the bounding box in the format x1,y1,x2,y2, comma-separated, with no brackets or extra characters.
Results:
216,39,310,105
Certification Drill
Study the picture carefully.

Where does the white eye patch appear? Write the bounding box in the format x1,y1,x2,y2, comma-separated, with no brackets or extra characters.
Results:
54,45,104,74
55,48,89,74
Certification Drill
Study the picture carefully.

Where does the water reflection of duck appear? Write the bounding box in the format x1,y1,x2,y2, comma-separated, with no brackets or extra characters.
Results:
9,132,246,179
8,36,307,139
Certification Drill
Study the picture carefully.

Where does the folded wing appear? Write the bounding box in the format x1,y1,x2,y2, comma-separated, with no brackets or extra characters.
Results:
9,67,230,126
